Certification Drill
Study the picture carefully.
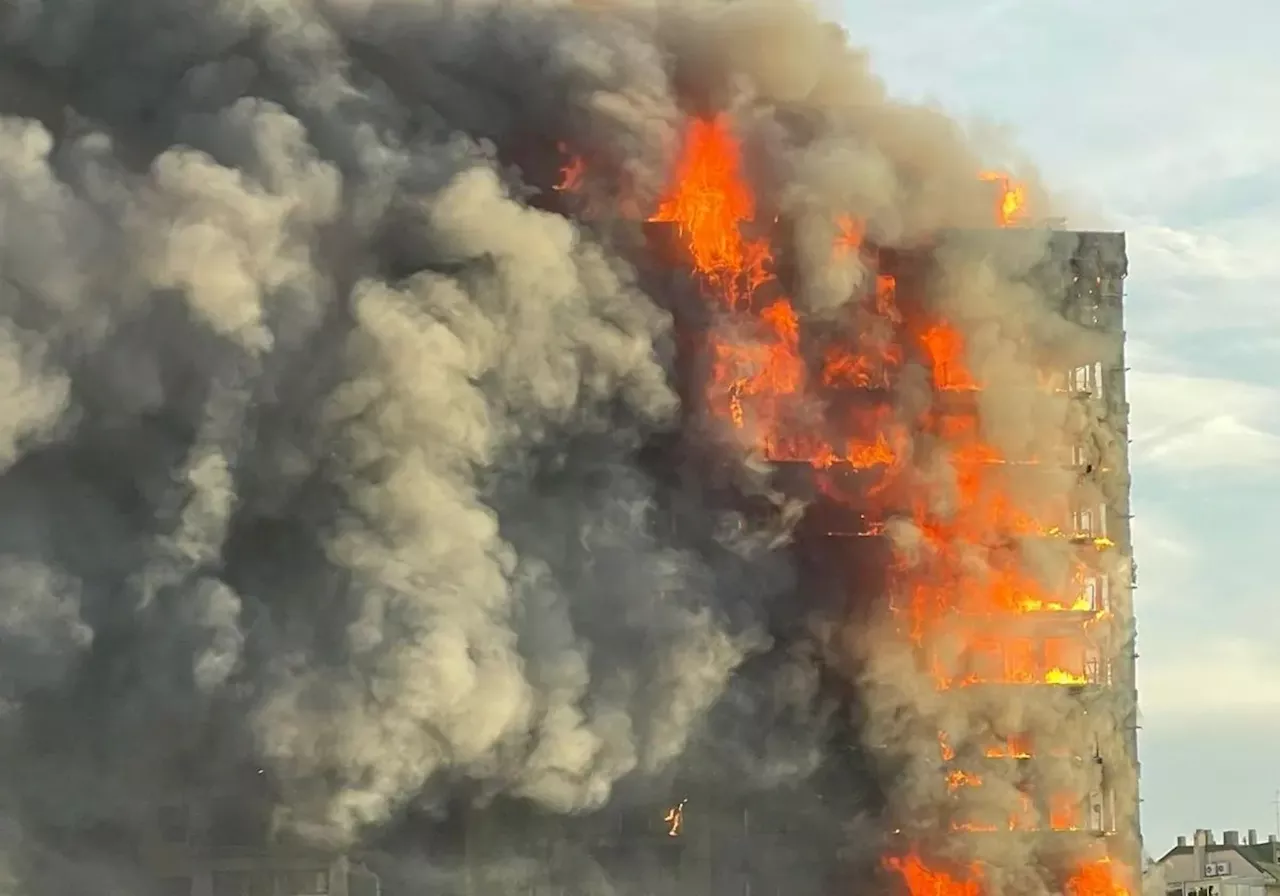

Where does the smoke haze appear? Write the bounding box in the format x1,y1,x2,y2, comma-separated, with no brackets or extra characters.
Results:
0,1,1132,894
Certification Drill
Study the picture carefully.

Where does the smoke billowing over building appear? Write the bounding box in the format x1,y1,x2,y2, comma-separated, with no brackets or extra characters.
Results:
0,0,1138,894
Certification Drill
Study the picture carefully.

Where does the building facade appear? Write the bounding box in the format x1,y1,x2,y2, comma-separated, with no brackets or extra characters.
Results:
1044,230,1142,873
447,223,1141,896
663,225,1140,891
142,800,381,896
874,230,1140,885
1155,830,1280,896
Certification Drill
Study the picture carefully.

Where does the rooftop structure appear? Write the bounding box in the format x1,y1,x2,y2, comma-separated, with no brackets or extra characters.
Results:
1155,829,1280,896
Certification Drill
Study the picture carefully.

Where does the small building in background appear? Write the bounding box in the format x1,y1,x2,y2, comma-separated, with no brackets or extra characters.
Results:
1153,829,1280,896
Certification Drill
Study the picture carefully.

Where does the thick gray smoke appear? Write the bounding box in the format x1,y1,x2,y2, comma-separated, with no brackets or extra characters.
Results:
0,0,1131,894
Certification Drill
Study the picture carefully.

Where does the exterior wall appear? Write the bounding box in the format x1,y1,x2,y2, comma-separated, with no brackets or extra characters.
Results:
142,800,377,896
1175,883,1272,896
151,856,351,896
1051,231,1140,871
1159,850,1278,896
1162,849,1258,882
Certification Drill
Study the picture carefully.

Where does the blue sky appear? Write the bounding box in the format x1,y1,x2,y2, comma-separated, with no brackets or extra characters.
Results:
831,0,1280,856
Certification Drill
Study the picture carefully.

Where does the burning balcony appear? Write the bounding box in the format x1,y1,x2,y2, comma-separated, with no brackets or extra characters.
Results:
928,632,1109,691
946,785,1117,837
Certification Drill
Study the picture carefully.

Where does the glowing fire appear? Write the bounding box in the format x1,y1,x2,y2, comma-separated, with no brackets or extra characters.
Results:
835,215,865,253
663,799,686,837
888,854,1130,896
946,770,982,792
984,735,1033,759
1067,860,1132,896
648,114,810,457
554,144,586,194
649,113,1108,896
930,634,1093,689
979,171,1028,227
885,854,982,896
951,787,1088,834
1050,793,1083,831
920,323,979,391
650,114,771,307
649,115,913,481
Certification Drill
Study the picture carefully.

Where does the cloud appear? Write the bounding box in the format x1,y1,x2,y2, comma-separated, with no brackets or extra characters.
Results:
1128,511,1197,574
1127,223,1280,286
1145,415,1280,469
1127,371,1280,472
1140,637,1280,719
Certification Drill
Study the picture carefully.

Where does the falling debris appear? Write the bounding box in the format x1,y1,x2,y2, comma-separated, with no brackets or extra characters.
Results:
665,799,688,838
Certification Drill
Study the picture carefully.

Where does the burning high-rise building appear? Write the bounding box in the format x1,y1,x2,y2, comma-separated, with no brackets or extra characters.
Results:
616,115,1142,896
0,1,1139,894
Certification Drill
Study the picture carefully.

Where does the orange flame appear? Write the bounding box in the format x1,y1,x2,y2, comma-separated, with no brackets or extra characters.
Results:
983,734,1032,759
1049,793,1082,831
885,854,982,896
651,115,804,452
931,635,1091,690
947,770,982,792
979,171,1028,227
648,113,1101,873
555,144,586,194
650,115,771,307
920,323,979,391
835,215,865,254
651,115,907,483
1067,860,1132,896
